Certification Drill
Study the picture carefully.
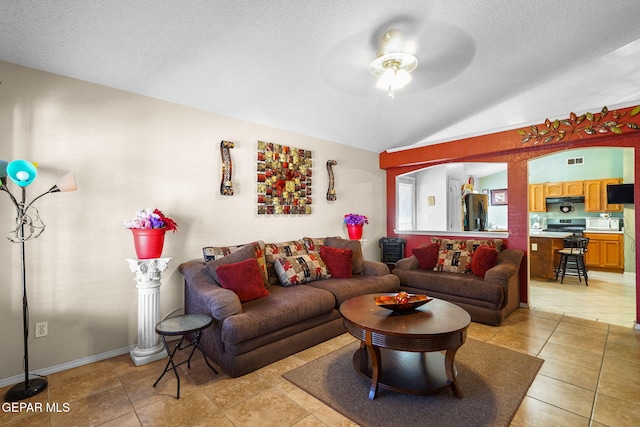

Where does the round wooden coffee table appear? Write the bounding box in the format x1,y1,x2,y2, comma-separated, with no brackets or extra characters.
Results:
340,294,471,400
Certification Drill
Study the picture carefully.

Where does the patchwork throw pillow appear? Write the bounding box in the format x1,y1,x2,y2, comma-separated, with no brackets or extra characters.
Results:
471,245,499,278
324,237,364,275
300,237,324,253
264,240,309,285
203,241,269,287
412,243,440,270
466,239,504,254
434,249,472,273
273,253,331,287
320,245,353,278
215,258,270,302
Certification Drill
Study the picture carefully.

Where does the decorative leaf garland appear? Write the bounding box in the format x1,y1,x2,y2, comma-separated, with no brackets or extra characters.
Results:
518,105,640,144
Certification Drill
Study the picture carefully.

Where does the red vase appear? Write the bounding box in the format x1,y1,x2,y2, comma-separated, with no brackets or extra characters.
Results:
131,229,166,259
346,224,364,240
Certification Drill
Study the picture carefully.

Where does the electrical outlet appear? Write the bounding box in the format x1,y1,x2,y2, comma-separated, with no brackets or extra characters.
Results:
35,322,48,338
531,243,538,251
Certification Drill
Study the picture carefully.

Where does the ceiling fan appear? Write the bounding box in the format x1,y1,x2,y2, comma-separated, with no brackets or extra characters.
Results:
319,16,475,98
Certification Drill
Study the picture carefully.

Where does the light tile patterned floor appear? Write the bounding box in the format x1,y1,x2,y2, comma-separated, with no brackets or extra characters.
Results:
529,270,637,328
1,289,639,426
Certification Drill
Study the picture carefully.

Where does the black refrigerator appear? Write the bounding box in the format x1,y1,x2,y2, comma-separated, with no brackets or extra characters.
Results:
463,194,489,231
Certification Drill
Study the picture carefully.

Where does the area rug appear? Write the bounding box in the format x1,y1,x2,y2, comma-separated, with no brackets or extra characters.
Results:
283,339,543,427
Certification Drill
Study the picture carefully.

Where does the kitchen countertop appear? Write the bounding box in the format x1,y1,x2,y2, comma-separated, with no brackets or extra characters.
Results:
529,229,624,237
529,230,574,238
583,229,624,235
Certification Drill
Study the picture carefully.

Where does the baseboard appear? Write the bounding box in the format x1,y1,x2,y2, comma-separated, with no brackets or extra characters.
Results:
0,345,135,388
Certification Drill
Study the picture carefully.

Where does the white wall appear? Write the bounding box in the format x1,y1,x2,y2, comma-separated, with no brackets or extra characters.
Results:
415,167,447,230
0,61,387,380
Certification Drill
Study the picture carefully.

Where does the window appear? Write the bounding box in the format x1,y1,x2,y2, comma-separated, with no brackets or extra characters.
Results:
396,176,415,230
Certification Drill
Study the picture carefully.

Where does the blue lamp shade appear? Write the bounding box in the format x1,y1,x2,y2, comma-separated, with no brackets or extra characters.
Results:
7,160,38,187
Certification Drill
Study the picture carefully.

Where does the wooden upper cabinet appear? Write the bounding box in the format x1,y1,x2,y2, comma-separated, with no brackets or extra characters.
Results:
544,182,563,197
563,181,584,196
544,181,583,197
585,178,623,212
529,183,546,212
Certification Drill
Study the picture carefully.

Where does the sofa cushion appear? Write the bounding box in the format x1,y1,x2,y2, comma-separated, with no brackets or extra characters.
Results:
308,274,400,307
471,245,499,279
264,240,309,285
412,243,439,270
220,284,336,345
434,249,472,273
393,269,504,307
216,258,270,302
273,253,331,286
320,246,352,278
324,237,364,275
203,240,269,287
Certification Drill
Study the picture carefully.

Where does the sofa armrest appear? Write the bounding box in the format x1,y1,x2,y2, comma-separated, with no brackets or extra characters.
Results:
485,249,524,282
394,256,420,271
484,249,524,308
180,260,243,321
362,260,390,276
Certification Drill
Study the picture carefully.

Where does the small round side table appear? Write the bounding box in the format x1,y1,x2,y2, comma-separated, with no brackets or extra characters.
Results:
153,313,218,399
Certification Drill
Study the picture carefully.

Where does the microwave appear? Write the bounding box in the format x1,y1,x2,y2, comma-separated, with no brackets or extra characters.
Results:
586,217,620,231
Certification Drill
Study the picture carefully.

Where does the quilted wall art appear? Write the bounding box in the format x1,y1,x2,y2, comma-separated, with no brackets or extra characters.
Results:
257,141,312,215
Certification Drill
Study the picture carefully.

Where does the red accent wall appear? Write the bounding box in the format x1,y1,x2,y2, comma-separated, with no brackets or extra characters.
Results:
380,106,640,324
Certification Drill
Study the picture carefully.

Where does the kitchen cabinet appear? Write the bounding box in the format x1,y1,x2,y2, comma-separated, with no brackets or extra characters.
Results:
530,237,565,279
529,184,546,212
583,232,624,272
544,181,584,197
584,178,623,212
544,182,563,197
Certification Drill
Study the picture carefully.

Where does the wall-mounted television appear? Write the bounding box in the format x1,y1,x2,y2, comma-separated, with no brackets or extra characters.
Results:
606,183,634,204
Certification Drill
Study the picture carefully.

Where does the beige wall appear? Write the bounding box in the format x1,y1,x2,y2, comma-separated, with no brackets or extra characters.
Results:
0,61,386,380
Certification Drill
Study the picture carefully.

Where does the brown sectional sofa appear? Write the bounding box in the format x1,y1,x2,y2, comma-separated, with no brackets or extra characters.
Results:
179,237,399,377
392,238,524,326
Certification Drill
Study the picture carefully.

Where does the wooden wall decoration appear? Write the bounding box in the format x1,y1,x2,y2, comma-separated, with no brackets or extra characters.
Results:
326,160,337,201
518,105,640,144
257,141,312,215
220,140,234,196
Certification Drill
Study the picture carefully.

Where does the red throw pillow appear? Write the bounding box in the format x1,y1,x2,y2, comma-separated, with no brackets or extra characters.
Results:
320,245,353,278
412,243,440,270
215,258,270,302
471,245,498,279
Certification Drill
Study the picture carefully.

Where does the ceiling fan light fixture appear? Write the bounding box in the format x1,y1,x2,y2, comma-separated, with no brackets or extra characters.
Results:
369,52,418,99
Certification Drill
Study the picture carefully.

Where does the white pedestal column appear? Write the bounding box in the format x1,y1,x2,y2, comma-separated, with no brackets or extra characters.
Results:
127,257,171,366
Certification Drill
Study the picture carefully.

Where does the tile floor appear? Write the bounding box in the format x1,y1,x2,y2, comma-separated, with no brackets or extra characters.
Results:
1,296,639,426
529,270,637,328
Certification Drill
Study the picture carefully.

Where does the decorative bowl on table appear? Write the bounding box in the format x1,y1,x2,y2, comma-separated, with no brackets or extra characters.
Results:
374,293,432,313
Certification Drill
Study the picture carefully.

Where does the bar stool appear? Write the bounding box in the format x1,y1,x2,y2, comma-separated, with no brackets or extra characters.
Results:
154,313,218,399
555,237,589,286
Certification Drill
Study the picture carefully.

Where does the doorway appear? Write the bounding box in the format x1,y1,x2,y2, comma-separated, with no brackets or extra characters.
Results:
527,147,636,327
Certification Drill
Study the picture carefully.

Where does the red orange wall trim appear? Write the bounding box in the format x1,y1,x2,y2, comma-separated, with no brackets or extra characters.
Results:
380,105,640,324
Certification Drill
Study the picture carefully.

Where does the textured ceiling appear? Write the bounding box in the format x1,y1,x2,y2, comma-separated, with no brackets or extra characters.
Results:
1,1,640,153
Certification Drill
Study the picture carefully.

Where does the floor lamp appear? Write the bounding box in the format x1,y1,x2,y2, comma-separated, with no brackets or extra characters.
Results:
0,159,77,401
